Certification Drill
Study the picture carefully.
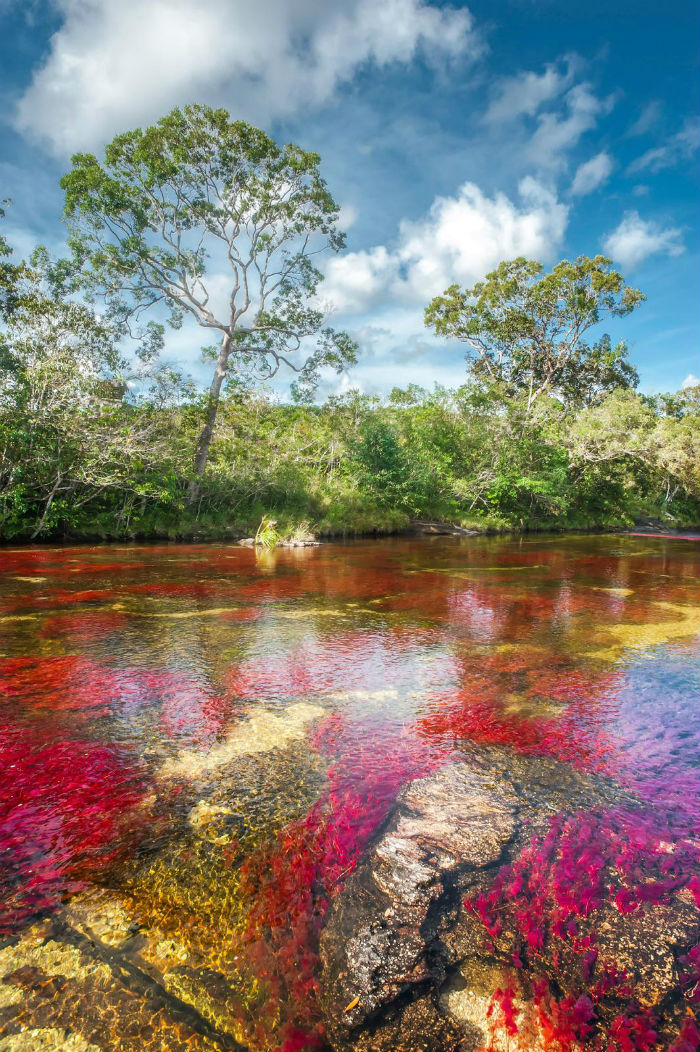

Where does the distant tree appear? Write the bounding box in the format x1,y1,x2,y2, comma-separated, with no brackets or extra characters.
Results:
652,385,700,504
0,247,181,538
425,256,644,409
0,204,24,326
61,103,357,498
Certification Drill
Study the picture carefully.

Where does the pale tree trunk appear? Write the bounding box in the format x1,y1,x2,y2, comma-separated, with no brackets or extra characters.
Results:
187,334,232,504
31,472,62,540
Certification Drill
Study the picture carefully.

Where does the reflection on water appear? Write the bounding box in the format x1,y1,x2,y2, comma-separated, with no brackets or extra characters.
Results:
0,535,698,1051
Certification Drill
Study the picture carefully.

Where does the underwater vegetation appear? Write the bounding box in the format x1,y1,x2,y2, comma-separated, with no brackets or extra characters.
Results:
0,535,697,1051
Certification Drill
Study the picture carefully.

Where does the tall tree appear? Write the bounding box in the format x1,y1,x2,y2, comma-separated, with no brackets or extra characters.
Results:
424,256,644,409
61,104,357,497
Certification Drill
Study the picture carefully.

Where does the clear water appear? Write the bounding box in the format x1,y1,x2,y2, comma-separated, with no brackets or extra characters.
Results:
0,535,698,1051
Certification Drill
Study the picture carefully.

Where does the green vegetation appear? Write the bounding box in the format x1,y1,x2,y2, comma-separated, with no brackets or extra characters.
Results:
61,104,356,496
0,109,698,543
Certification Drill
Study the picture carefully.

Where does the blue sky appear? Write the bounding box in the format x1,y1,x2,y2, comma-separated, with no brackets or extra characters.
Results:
1,0,698,396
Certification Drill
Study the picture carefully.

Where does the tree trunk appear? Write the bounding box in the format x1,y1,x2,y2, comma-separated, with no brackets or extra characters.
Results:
31,472,62,540
188,334,232,503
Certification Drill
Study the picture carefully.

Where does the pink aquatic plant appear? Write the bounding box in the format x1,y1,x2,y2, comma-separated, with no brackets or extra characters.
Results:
0,730,146,931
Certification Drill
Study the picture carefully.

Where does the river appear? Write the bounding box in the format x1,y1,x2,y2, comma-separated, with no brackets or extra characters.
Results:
0,535,698,1051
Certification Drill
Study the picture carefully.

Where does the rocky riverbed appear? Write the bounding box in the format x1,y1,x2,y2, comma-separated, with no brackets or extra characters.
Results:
320,747,700,1052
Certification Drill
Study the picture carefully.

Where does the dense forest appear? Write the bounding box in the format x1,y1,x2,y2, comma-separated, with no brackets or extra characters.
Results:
1,105,698,542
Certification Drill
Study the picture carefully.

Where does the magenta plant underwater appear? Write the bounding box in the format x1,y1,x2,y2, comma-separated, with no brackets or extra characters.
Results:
0,539,697,1051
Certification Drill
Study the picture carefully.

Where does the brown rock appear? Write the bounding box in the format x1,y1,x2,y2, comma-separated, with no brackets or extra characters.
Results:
319,747,699,1051
320,763,519,1050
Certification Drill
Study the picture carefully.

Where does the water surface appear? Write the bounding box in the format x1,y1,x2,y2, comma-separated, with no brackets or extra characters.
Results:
0,535,698,1051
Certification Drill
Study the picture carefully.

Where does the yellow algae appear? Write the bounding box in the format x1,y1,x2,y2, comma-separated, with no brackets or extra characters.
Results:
330,688,400,702
0,983,22,1008
492,642,549,656
161,701,324,779
273,606,377,619
407,566,543,579
502,693,566,719
126,606,242,619
120,922,190,974
473,565,544,572
188,801,243,845
442,960,545,1052
0,1031,102,1052
62,888,136,948
585,601,700,660
189,799,239,829
0,930,111,985
162,971,247,1042
146,938,190,967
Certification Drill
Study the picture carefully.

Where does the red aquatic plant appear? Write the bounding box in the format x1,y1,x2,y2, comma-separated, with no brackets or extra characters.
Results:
39,610,130,639
0,730,146,932
0,655,234,745
235,712,447,1050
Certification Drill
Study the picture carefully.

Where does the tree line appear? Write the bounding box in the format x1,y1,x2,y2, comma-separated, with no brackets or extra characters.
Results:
1,104,698,541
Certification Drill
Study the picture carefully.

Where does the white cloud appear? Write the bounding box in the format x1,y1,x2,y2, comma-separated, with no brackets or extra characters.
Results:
338,203,358,231
481,58,612,172
321,246,400,314
681,373,699,389
570,151,613,196
526,83,613,170
313,176,570,395
16,0,480,155
321,176,569,315
626,100,662,137
483,57,577,124
396,177,569,299
602,211,685,269
627,117,700,174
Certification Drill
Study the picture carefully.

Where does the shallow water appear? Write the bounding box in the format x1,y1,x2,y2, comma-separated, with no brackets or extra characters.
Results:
0,534,698,1051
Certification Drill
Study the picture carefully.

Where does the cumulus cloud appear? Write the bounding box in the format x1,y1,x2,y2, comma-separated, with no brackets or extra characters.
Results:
396,177,569,299
570,151,613,196
16,0,480,155
321,247,400,315
627,117,700,174
322,177,569,315
602,211,685,269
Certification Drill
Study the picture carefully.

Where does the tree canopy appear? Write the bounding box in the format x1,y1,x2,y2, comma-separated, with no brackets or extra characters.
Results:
424,256,644,408
61,104,357,489
0,244,181,538
0,107,694,542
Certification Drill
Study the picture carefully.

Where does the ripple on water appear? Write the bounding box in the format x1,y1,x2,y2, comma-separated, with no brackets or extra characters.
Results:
0,535,697,1051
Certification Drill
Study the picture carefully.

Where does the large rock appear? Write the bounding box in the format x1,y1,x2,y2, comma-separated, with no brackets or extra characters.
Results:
321,764,518,1048
319,748,700,1052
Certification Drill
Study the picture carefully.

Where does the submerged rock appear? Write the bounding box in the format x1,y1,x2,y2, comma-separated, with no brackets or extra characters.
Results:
320,748,700,1052
320,763,520,1051
440,960,545,1052
160,700,324,780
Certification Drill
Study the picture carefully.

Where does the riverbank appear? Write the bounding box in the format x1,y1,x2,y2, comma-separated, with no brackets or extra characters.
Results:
2,513,698,548
3,382,699,547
